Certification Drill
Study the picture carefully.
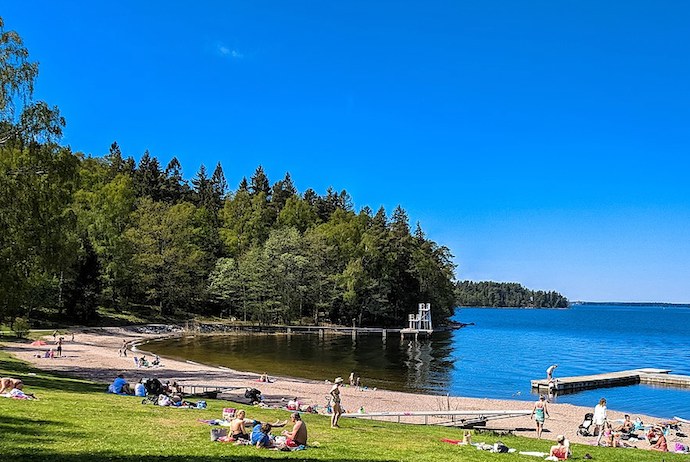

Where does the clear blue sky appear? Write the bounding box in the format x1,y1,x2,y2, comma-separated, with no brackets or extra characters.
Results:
4,2,690,303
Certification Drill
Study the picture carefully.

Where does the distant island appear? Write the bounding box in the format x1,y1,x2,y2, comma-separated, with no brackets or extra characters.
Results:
573,301,690,308
455,281,569,308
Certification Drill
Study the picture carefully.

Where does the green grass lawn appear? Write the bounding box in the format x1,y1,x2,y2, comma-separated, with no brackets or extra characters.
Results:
0,349,685,461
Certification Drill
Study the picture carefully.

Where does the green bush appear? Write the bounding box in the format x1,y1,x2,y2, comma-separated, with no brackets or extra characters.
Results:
12,317,30,338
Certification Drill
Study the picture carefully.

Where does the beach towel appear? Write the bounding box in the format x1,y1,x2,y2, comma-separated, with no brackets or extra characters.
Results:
441,438,462,445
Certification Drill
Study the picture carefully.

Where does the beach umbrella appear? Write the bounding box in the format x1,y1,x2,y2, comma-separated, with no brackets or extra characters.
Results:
30,340,47,346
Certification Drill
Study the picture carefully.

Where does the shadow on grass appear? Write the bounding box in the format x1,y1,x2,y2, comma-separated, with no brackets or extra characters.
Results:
0,414,67,446
0,453,399,462
0,356,106,394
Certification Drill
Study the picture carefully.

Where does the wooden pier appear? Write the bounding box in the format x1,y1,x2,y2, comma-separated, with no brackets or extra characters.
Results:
531,368,690,393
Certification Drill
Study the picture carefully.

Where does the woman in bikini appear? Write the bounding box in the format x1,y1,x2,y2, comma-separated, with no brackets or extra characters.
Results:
330,377,344,428
530,394,549,439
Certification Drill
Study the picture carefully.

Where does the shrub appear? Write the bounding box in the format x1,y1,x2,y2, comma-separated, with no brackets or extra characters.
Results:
12,317,30,338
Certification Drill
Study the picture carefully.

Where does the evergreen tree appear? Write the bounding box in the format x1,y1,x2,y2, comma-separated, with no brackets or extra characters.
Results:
210,162,228,211
162,157,189,203
271,171,297,214
133,150,163,200
249,165,270,197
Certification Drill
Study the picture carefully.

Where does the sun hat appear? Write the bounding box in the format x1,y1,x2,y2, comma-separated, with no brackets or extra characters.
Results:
334,377,344,384
557,435,565,443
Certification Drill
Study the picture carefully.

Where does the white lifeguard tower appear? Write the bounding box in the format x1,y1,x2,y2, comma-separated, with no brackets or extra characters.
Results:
400,303,433,339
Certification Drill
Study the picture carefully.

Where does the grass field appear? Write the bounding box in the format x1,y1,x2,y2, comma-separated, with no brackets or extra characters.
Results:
0,348,685,461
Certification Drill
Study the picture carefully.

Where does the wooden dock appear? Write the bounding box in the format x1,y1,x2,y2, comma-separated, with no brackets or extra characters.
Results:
531,368,690,393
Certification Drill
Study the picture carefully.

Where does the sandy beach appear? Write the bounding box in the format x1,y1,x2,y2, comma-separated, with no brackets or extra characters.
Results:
3,326,687,450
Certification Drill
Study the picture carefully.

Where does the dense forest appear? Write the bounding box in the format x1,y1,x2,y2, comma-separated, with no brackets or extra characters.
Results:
0,17,457,328
454,281,569,308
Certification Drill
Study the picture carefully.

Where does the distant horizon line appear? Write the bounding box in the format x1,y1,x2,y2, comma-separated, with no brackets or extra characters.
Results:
572,301,690,307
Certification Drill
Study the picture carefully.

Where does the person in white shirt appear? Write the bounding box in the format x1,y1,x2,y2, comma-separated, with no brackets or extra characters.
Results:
592,397,607,445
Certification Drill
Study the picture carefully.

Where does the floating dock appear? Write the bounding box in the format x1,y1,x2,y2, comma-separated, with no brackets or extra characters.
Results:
531,368,690,393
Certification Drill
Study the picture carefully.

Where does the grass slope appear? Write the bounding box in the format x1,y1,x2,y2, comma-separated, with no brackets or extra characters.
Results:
0,349,685,461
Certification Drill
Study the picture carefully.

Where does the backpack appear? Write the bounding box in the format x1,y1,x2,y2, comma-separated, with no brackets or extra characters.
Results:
493,441,509,453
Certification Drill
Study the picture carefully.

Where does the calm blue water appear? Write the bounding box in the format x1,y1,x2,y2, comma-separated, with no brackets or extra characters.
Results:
147,304,690,418
450,305,690,418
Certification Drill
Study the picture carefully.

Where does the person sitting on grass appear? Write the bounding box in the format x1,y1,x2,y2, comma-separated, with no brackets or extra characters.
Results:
231,409,253,440
231,409,287,441
108,373,132,395
251,422,274,448
549,435,569,460
282,412,307,447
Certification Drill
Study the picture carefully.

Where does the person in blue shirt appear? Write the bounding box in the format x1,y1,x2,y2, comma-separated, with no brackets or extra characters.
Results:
251,422,273,448
109,374,131,395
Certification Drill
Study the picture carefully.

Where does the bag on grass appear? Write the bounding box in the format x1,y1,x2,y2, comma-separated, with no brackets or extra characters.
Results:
210,428,228,441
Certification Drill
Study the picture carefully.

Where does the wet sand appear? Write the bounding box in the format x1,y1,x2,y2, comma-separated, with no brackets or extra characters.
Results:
3,326,686,450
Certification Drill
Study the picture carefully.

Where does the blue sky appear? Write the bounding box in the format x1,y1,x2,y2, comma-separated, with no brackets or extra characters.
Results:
4,2,689,303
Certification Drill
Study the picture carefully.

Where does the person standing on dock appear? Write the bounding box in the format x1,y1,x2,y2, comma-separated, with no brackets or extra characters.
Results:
592,397,607,446
530,394,549,438
546,364,558,381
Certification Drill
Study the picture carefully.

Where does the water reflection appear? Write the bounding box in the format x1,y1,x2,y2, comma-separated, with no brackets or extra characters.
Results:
146,331,454,394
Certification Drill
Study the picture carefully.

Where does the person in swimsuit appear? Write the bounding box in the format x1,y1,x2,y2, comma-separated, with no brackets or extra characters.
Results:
230,409,252,440
530,394,549,438
330,377,344,428
650,428,668,452
282,412,307,447
549,435,569,460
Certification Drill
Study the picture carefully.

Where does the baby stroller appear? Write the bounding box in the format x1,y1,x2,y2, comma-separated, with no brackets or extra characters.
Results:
244,387,262,404
141,377,164,396
578,412,595,436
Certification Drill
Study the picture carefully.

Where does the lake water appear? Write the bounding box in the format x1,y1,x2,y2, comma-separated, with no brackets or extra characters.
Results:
145,304,690,418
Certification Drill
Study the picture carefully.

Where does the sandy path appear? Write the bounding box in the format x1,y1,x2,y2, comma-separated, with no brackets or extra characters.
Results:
3,326,686,450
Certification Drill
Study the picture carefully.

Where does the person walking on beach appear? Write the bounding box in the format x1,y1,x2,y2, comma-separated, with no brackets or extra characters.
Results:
592,397,607,445
530,394,549,438
330,377,344,428
349,371,355,386
546,364,558,381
